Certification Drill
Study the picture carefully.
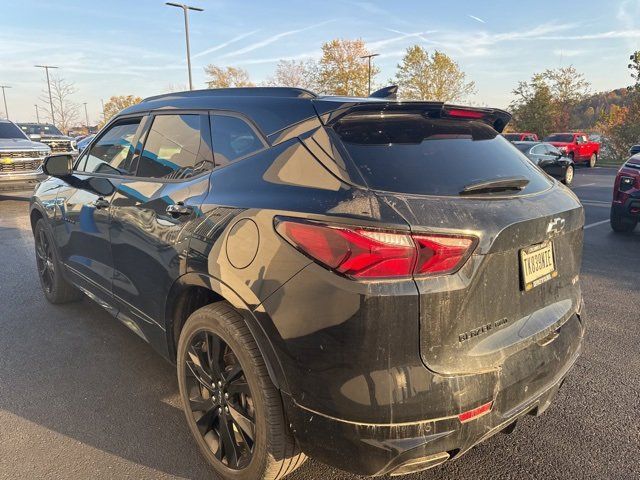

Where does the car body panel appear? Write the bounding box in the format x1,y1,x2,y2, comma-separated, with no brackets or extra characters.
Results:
29,88,586,477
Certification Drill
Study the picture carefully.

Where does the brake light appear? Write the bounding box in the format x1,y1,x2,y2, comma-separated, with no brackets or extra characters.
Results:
275,218,476,279
445,108,485,119
458,401,493,423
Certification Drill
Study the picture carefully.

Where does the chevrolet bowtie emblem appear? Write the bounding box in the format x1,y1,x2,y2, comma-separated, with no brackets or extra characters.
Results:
546,217,566,236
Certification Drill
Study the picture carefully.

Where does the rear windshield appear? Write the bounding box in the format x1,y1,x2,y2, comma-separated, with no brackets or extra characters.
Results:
331,113,551,196
19,124,63,136
503,133,521,141
544,134,574,143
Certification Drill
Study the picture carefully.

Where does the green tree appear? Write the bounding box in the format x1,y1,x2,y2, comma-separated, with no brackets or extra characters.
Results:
316,39,378,96
100,95,142,128
204,66,254,89
509,74,556,138
395,46,476,102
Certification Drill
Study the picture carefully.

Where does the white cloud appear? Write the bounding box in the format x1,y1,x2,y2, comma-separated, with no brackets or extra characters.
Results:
193,30,260,59
220,20,337,59
468,15,486,24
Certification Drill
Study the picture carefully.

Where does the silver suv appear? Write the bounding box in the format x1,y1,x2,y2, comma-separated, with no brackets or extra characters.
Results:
0,119,50,192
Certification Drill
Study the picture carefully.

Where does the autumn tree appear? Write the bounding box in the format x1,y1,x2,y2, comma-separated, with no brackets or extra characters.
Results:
100,95,143,127
204,65,254,89
316,39,378,96
542,66,590,131
264,59,318,91
395,46,476,102
509,74,556,138
39,75,79,134
598,50,640,161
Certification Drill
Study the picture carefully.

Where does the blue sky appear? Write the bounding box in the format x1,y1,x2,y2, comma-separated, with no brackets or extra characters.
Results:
2,0,640,124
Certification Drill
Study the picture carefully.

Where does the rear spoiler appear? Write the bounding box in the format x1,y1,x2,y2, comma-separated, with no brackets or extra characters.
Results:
313,100,512,133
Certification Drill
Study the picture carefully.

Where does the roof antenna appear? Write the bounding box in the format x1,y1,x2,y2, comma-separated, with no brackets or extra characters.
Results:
369,85,398,99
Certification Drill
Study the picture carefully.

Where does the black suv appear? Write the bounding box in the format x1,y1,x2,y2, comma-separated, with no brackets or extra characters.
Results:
30,88,585,478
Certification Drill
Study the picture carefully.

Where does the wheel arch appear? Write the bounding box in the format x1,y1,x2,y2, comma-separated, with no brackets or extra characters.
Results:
165,272,290,393
29,205,46,233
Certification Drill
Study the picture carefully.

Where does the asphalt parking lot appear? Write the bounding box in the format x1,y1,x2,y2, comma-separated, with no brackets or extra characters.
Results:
0,167,638,480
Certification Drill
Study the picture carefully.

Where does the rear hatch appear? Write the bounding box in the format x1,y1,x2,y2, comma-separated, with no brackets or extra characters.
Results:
324,103,584,375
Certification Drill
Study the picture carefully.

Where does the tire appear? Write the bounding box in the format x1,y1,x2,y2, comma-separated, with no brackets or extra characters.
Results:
563,165,574,186
34,218,83,304
589,153,597,168
610,208,638,233
177,302,306,480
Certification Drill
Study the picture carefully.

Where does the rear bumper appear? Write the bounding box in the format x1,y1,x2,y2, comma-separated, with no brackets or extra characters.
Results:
0,171,46,192
285,312,585,476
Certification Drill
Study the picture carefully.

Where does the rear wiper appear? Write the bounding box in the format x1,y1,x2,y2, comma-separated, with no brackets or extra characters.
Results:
460,176,530,195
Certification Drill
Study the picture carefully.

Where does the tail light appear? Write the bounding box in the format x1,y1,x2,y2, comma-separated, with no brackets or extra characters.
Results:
458,401,493,423
275,217,476,279
444,108,485,120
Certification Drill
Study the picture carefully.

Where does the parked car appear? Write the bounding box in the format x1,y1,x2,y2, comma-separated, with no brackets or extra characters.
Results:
503,132,539,141
513,141,575,185
0,119,50,192
76,134,95,154
629,144,640,156
543,132,600,167
18,123,78,157
610,152,640,233
30,87,585,479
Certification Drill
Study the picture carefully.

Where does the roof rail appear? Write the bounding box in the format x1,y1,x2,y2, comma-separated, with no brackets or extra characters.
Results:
142,87,317,103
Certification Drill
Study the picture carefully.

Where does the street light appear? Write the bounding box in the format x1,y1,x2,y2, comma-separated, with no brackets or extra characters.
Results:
35,65,59,125
360,53,379,96
35,104,40,123
166,2,204,91
83,102,90,132
0,85,11,120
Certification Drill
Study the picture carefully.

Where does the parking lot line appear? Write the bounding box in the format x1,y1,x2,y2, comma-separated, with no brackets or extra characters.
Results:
584,219,610,230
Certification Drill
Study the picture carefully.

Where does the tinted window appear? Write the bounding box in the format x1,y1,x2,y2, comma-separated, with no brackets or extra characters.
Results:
78,118,141,175
513,143,531,153
0,122,27,139
211,114,263,166
546,144,561,155
503,133,520,141
544,134,574,143
530,145,545,155
137,114,207,179
332,114,551,196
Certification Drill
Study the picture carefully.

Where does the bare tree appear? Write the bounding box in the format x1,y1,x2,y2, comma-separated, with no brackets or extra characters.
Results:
264,59,318,91
39,75,79,133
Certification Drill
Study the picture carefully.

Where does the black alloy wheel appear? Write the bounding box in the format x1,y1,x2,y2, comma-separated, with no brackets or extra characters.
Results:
35,225,55,295
184,330,256,470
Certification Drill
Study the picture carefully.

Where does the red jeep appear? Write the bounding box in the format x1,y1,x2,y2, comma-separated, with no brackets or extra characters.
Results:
611,153,640,232
543,132,600,167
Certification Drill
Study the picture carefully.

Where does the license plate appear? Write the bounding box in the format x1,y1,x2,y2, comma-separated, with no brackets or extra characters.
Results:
520,242,557,291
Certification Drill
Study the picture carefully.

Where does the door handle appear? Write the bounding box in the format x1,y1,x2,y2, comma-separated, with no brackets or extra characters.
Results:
166,202,194,217
92,197,110,209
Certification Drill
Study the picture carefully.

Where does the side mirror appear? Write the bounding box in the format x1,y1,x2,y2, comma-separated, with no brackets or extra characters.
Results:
42,154,73,177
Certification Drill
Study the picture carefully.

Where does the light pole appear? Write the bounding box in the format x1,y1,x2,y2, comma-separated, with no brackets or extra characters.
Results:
35,65,58,125
0,85,11,119
83,102,90,132
35,104,40,123
360,53,379,96
166,2,203,91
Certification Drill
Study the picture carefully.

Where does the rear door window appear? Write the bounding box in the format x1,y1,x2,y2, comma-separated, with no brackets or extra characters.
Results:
331,113,551,196
210,114,264,167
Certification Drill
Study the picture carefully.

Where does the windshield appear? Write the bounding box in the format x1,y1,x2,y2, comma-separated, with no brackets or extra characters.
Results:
0,122,28,140
544,134,574,143
19,124,63,136
331,113,551,196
